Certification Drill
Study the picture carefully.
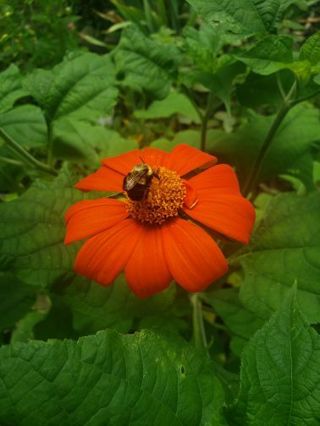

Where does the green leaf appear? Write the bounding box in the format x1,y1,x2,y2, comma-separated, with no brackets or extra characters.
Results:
235,36,294,75
24,53,118,122
237,192,320,323
204,288,264,355
207,103,320,189
53,275,188,337
0,65,28,113
134,92,200,122
113,26,180,99
0,172,86,288
0,273,35,332
0,330,225,425
236,70,295,108
52,118,137,163
300,32,320,65
230,288,320,424
0,105,48,148
186,0,297,36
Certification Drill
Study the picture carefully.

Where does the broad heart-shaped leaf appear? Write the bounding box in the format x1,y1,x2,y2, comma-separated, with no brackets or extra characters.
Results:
134,92,200,123
113,25,180,99
24,52,118,122
207,103,320,190
186,0,297,36
0,172,86,288
229,289,320,425
0,330,225,425
0,105,48,148
0,65,28,113
236,192,320,324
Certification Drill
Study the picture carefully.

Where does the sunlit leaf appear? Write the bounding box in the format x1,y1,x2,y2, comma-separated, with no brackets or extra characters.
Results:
113,25,180,99
186,0,297,36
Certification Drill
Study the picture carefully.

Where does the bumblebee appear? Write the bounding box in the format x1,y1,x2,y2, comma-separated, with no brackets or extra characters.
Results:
123,163,156,201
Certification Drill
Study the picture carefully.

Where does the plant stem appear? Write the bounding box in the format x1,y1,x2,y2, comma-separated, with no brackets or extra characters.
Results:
242,81,297,197
0,127,58,177
200,92,215,152
143,0,154,32
190,293,208,350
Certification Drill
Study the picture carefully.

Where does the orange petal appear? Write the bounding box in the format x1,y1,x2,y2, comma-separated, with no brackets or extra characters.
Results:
165,144,217,176
187,164,241,195
125,226,171,298
186,195,255,244
162,218,228,292
140,147,168,168
74,219,143,286
102,149,141,174
75,166,124,193
64,198,128,244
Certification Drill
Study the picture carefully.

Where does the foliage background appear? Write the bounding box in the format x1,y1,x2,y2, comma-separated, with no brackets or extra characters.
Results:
0,0,320,424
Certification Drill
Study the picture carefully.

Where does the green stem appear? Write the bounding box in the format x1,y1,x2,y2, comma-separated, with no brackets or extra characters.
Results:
242,81,297,197
190,293,207,350
0,156,23,166
143,0,154,32
200,92,215,152
0,127,57,177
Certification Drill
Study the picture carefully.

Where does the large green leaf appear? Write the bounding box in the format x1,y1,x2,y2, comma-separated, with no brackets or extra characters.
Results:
0,105,48,148
0,65,28,113
24,53,118,122
186,0,297,36
237,192,320,323
230,289,320,424
0,330,225,425
134,92,200,122
207,103,320,189
0,172,85,288
113,26,180,99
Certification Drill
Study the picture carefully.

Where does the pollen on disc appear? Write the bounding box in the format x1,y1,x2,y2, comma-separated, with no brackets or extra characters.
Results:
126,166,186,225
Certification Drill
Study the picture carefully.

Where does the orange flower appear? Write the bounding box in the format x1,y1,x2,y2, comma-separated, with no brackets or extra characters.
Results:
65,144,255,298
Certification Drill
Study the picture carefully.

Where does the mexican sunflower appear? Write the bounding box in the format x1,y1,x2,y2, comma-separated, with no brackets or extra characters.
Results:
64,144,255,298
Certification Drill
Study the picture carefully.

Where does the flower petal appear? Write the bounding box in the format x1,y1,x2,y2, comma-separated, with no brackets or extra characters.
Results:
75,166,124,193
74,219,143,286
140,147,168,167
162,218,228,292
186,194,255,244
125,226,171,298
102,150,141,174
102,147,167,175
65,198,128,244
165,144,217,176
187,164,241,195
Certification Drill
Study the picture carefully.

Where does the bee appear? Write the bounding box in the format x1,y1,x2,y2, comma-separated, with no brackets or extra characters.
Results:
123,163,157,201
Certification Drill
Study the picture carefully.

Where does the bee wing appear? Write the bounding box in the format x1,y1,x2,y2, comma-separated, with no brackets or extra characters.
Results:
124,170,147,191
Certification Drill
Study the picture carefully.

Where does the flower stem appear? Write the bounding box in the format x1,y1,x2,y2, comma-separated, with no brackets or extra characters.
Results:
200,92,215,152
242,80,297,198
0,127,58,177
190,293,208,350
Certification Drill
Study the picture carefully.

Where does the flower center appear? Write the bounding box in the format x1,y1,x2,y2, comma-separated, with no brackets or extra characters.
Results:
126,166,186,225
